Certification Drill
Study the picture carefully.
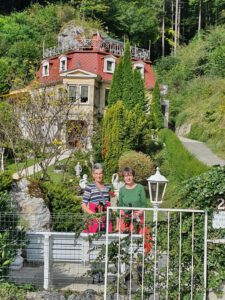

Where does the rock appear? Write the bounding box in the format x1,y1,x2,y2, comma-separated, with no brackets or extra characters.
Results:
176,122,191,136
11,178,51,231
26,291,66,300
80,289,97,300
67,293,80,300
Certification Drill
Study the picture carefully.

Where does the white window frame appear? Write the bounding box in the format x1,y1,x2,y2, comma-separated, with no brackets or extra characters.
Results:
59,56,67,72
103,57,116,73
42,60,49,77
68,85,89,104
133,62,145,78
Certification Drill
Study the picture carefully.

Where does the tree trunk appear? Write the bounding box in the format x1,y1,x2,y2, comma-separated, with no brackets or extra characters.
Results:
162,0,165,57
174,0,179,55
177,0,181,45
0,148,4,172
198,0,202,36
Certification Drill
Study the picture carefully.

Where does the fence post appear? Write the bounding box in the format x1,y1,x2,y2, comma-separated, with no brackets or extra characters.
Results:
43,233,52,290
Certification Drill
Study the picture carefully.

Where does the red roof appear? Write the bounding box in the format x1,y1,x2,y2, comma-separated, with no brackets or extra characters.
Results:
37,50,155,89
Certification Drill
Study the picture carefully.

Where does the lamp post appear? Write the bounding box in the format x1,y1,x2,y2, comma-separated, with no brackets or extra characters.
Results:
147,167,168,223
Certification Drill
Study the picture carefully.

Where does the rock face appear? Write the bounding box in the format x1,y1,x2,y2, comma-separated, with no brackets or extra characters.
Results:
58,24,84,49
11,178,51,231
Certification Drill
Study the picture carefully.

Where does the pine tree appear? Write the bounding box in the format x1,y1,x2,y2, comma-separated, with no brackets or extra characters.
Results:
107,57,124,107
132,68,146,112
149,81,164,129
102,101,128,177
122,40,135,110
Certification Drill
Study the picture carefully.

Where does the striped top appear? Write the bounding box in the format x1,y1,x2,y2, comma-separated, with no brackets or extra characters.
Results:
82,183,111,205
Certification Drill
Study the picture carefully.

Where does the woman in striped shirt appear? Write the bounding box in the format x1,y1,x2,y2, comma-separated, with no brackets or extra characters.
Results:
82,163,112,233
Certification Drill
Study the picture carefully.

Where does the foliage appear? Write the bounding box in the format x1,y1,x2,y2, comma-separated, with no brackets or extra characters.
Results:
118,151,154,183
162,167,225,297
0,3,103,94
107,57,124,107
149,81,164,129
122,40,135,110
0,190,26,279
40,181,82,231
0,171,13,193
5,85,74,178
102,101,128,178
108,40,146,112
157,129,209,207
156,26,225,158
0,283,29,300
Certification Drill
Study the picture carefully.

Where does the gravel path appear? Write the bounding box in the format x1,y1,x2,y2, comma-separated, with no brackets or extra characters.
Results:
179,136,225,166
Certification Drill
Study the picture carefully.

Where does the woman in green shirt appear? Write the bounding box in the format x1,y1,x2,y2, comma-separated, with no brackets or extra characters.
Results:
117,166,147,232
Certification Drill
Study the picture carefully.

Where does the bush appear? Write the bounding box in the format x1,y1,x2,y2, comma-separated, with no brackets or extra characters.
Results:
0,171,13,193
118,151,154,183
41,181,82,231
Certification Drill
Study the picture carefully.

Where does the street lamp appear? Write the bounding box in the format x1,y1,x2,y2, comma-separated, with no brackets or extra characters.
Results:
147,167,168,222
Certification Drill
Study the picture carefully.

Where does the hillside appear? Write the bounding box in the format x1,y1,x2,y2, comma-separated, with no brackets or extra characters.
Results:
155,25,225,159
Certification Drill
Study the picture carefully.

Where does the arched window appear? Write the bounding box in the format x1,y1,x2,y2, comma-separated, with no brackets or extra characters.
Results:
59,56,67,72
42,60,49,77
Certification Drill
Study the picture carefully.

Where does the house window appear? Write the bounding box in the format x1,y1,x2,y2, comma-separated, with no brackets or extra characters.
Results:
104,57,115,73
60,57,67,72
68,85,89,103
42,61,49,77
68,85,77,102
105,89,110,107
133,63,145,78
80,86,88,103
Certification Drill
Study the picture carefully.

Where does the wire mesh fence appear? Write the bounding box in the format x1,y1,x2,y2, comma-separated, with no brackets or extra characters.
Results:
0,208,208,299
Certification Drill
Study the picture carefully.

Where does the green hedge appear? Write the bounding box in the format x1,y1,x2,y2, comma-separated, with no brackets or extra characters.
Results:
158,129,209,206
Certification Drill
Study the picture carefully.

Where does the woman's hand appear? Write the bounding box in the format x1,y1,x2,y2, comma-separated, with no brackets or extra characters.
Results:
81,203,95,215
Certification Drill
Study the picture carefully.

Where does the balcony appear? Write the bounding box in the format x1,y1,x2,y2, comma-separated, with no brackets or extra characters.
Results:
43,38,150,61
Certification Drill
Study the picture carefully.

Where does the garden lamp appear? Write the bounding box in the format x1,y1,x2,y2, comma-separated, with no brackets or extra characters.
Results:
147,167,168,205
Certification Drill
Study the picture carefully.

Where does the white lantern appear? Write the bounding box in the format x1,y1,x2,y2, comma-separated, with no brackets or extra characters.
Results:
147,167,168,204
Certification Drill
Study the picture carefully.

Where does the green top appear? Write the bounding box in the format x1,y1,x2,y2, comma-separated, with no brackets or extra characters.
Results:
118,184,147,208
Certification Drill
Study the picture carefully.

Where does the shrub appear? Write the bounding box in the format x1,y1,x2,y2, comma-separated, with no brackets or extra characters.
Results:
118,151,154,183
40,181,82,231
0,171,13,193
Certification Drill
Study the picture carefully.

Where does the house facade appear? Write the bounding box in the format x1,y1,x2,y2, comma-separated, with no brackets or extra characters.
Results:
36,33,155,149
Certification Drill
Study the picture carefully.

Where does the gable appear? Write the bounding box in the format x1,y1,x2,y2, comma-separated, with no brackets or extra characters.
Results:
60,68,98,78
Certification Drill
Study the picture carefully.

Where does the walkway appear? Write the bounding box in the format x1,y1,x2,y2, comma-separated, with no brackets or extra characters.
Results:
179,136,225,167
12,150,73,180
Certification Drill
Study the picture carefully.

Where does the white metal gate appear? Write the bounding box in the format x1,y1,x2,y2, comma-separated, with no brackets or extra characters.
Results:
104,207,208,300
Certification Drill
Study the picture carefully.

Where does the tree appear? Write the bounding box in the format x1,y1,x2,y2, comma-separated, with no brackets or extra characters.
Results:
107,57,124,107
6,84,76,178
102,101,128,177
122,40,135,110
149,81,164,129
132,68,146,112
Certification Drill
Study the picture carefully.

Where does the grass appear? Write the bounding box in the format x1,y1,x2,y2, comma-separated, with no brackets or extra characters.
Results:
158,129,209,208
5,158,36,173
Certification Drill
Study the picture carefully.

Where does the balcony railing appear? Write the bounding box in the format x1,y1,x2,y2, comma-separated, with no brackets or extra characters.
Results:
43,38,150,61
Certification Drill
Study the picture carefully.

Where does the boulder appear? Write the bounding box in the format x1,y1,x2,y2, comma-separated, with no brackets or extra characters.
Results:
26,291,66,300
11,178,51,231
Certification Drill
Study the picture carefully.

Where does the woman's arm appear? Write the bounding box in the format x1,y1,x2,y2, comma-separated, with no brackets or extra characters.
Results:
81,203,95,215
82,185,95,215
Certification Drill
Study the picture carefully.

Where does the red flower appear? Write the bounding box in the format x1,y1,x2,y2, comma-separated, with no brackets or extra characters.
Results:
110,191,116,197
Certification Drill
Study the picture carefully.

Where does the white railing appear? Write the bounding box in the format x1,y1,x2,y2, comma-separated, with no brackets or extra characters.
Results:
43,39,150,61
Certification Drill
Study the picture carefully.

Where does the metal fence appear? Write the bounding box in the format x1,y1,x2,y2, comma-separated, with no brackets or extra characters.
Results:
0,208,210,299
104,207,208,300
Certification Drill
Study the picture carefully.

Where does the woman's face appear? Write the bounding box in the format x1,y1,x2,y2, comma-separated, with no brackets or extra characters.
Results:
92,169,104,184
124,172,135,186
